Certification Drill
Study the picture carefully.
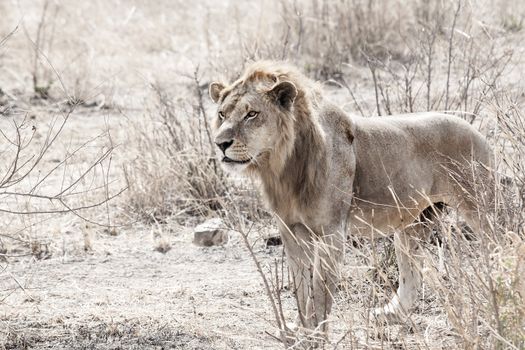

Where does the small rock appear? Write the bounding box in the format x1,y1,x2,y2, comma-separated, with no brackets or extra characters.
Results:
193,218,228,247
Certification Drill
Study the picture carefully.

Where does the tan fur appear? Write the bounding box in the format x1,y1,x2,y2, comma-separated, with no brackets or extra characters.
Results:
209,61,493,339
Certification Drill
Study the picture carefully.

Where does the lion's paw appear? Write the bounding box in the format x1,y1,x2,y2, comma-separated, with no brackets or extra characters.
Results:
371,306,404,324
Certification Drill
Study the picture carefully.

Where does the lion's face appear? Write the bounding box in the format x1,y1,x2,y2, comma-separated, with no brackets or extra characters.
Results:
209,79,297,174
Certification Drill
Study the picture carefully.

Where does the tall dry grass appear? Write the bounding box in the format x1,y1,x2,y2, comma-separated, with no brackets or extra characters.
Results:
124,74,266,225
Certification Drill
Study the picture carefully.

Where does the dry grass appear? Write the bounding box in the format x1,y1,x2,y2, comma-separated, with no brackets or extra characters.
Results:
0,0,524,349
123,79,265,224
124,81,226,221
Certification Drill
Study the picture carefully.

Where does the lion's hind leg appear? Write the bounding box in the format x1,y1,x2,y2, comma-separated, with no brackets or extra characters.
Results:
371,227,425,323
371,204,443,324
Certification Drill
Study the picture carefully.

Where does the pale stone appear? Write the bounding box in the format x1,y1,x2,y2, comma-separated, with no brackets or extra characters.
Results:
193,218,228,247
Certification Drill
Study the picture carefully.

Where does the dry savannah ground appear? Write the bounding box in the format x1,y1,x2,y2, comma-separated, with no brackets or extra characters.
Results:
0,0,524,349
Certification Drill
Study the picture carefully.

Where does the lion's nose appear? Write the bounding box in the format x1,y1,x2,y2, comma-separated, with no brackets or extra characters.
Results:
216,140,234,153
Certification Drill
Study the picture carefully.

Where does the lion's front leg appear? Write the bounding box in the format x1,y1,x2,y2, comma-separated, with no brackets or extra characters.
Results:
310,227,345,333
281,222,345,344
280,223,316,329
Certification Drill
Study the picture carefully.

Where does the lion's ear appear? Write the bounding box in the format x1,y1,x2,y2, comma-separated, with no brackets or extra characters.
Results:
267,81,297,110
209,82,226,103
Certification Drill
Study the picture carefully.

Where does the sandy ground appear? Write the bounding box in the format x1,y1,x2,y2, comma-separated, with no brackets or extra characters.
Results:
2,220,287,349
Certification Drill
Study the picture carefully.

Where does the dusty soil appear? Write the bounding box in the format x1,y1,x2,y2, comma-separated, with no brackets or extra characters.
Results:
2,220,287,350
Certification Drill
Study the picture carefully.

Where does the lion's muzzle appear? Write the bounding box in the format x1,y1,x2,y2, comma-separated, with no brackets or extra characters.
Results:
215,138,252,165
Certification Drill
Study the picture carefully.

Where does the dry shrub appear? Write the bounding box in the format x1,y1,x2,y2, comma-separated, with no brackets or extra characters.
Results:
487,100,525,347
275,0,426,78
418,134,524,349
124,76,265,224
208,0,432,80
124,81,224,221
229,0,500,80
327,0,518,118
421,156,524,349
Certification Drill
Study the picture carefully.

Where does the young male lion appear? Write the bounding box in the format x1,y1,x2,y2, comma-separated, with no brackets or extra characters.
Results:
208,61,492,339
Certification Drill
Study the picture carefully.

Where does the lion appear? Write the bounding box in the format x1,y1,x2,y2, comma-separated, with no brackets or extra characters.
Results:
208,61,493,340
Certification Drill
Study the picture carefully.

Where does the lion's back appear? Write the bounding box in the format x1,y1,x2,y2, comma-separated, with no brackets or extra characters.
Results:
352,113,491,166
349,112,492,216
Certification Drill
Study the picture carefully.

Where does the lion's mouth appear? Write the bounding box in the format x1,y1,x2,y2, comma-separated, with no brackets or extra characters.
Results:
222,156,252,164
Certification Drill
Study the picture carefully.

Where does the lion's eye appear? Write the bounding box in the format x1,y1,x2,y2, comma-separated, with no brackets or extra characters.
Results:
245,111,259,121
218,111,225,120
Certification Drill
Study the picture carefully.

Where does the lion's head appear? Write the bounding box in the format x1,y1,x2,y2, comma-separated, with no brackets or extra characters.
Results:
209,62,317,175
